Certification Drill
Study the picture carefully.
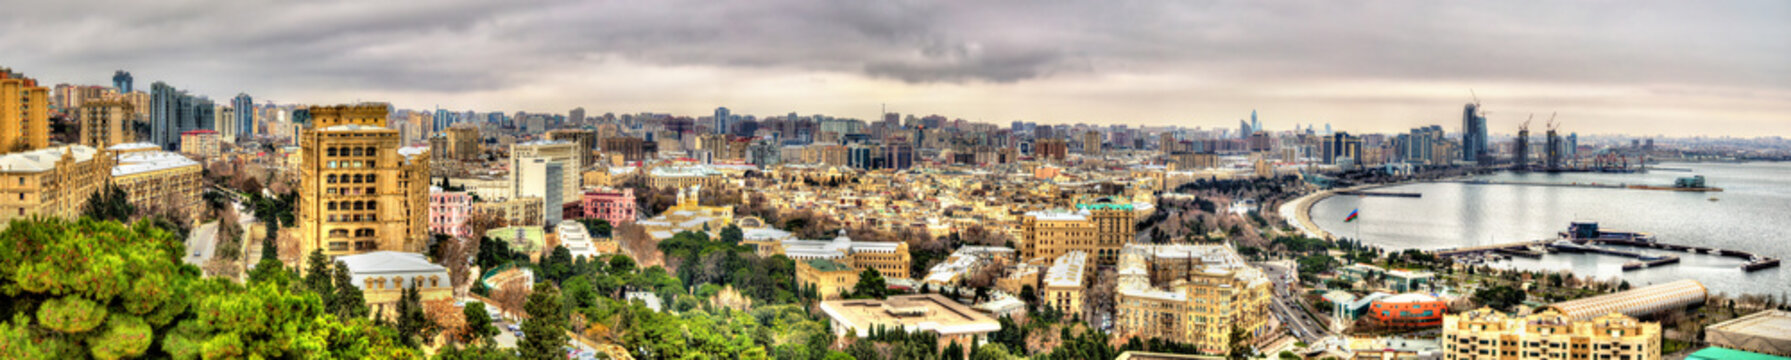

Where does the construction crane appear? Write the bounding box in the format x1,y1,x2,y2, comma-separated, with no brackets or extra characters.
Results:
1546,112,1558,131
1520,113,1532,132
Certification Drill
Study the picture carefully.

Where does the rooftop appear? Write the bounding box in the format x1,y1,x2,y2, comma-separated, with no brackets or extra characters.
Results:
0,145,98,172
1044,251,1088,288
819,294,1002,337
337,251,446,274
113,150,200,177
1707,309,1791,345
806,258,855,272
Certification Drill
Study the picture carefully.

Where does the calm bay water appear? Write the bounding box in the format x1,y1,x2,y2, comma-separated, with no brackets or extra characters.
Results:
1310,162,1791,296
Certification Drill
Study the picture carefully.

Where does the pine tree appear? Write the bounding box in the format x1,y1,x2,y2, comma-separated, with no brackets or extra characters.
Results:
395,284,434,347
304,250,334,303
331,260,369,320
520,282,570,360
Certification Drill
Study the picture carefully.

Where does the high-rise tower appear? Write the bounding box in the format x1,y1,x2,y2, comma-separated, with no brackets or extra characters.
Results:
112,70,133,93
232,93,254,142
0,67,50,152
297,103,430,257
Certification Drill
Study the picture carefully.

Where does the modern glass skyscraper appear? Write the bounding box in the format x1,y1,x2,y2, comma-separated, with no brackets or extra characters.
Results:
713,107,730,134
232,93,254,141
112,70,132,93
149,82,215,150
1461,103,1488,164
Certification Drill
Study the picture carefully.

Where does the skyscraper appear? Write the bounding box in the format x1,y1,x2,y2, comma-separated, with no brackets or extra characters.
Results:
112,70,132,93
1461,103,1488,164
148,82,214,150
1251,109,1260,134
232,93,254,142
713,107,730,134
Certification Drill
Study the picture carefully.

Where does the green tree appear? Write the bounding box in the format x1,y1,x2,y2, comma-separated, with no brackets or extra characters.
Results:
851,268,887,299
543,245,574,284
520,282,569,360
971,343,1017,360
332,260,369,320
262,218,280,260
395,284,435,347
81,184,136,222
1472,285,1527,312
304,250,335,303
720,224,744,244
0,218,418,359
462,302,501,346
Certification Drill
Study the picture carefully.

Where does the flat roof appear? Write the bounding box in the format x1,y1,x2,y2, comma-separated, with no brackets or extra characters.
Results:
805,258,855,272
113,150,200,176
819,294,1001,337
1044,251,1087,288
1707,310,1791,357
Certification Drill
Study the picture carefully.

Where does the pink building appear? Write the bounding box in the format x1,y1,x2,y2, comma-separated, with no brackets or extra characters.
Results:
429,187,474,238
582,188,637,225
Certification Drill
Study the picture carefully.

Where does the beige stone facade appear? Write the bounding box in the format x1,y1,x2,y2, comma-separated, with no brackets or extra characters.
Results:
0,69,51,152
797,258,860,300
297,104,431,256
1113,244,1273,355
1442,309,1660,360
476,196,545,227
1019,201,1135,265
78,100,136,149
110,148,202,222
0,146,114,226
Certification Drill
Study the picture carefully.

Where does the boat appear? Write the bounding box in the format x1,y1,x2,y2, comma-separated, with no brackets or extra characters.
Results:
1709,197,1719,202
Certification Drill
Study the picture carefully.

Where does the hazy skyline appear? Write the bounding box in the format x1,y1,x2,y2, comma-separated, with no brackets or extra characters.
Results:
3,0,1786,137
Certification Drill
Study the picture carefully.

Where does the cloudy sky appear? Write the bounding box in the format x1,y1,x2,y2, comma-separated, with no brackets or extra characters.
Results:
3,0,1786,137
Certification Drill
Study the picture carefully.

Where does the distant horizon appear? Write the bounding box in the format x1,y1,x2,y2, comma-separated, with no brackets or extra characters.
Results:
5,1,1786,138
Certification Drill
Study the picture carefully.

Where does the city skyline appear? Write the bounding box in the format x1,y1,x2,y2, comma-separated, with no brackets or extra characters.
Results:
3,1,1786,137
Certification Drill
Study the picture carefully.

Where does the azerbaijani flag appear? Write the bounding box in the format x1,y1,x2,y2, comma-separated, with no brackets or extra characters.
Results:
1344,209,1359,223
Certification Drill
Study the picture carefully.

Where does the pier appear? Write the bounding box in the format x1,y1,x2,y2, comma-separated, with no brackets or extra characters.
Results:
1548,241,1681,271
1428,236,1779,273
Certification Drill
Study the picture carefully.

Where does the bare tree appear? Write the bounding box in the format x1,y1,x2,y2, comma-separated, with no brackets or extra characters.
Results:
493,279,531,319
439,236,474,299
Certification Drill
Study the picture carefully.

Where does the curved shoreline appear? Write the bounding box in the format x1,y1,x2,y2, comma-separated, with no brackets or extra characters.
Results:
1280,182,1416,241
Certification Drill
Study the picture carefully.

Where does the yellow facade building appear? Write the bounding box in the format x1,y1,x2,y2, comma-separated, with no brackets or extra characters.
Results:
1113,244,1273,355
797,258,861,300
1019,199,1136,265
78,100,136,149
647,165,724,190
108,143,202,221
0,145,115,226
1043,250,1089,320
475,196,545,227
1441,308,1661,360
0,68,51,152
297,104,431,256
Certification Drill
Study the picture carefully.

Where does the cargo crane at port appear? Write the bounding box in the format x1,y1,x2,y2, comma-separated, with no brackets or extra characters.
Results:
1546,113,1562,172
1514,114,1532,172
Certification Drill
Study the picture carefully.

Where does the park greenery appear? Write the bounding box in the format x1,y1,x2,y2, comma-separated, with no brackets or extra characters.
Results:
0,218,418,359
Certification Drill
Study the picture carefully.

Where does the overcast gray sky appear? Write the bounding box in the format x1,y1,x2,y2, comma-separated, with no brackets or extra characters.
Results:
3,0,1786,137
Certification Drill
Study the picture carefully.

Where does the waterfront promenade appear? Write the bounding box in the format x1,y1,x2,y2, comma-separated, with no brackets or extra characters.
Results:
1281,182,1411,240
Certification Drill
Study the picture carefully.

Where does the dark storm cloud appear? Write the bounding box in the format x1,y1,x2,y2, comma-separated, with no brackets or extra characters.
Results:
0,0,1784,98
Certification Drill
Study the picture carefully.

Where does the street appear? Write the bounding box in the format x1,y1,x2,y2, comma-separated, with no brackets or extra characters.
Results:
1257,261,1330,345
185,222,218,266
